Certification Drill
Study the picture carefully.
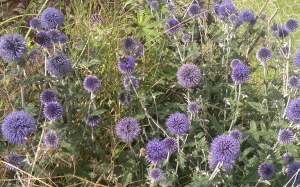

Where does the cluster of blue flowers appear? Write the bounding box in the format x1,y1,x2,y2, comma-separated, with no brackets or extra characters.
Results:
230,60,250,84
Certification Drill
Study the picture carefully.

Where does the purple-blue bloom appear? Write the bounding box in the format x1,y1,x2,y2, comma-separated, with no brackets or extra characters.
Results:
278,129,294,144
29,17,42,30
1,111,36,144
163,137,177,153
282,153,295,165
83,75,101,92
123,76,139,91
177,64,202,88
85,114,101,127
146,139,168,164
285,18,298,32
166,17,181,34
286,98,300,123
115,117,140,142
118,55,135,74
4,153,23,171
287,162,300,184
258,162,274,179
278,26,289,38
43,130,61,148
188,4,201,18
216,0,235,19
166,3,175,13
166,112,190,134
90,12,102,25
35,31,52,47
118,92,131,105
46,52,72,77
43,101,63,121
208,153,235,172
40,89,58,104
40,7,64,29
229,130,243,142
256,47,272,64
149,168,163,181
182,33,191,43
150,1,159,11
288,76,300,89
231,63,250,84
230,59,242,69
187,102,199,114
28,49,42,63
123,37,135,51
239,9,255,22
48,29,61,43
0,33,27,62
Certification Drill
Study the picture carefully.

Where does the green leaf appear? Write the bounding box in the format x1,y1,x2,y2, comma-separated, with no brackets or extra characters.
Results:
208,113,223,134
87,59,101,67
248,102,268,114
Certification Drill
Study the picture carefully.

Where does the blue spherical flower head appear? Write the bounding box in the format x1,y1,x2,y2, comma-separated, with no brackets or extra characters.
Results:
0,33,27,62
123,37,135,51
118,92,131,105
294,51,300,68
231,63,250,84
278,26,289,38
118,55,135,74
208,153,235,172
166,3,175,13
1,111,36,144
150,1,159,11
210,134,240,163
90,12,102,25
29,17,42,30
35,31,52,47
285,18,298,32
278,129,294,144
256,47,272,65
288,76,300,89
83,75,101,92
166,17,181,34
188,4,202,18
229,130,242,142
282,153,295,165
149,168,163,181
146,139,168,164
239,9,255,22
177,64,202,88
258,162,274,179
187,102,199,114
48,29,61,43
28,49,42,63
43,130,61,148
230,59,242,69
181,33,191,43
43,101,63,121
123,76,139,91
163,137,177,153
40,89,58,104
115,117,141,142
217,0,235,19
84,114,101,127
40,7,64,29
4,153,23,171
166,112,190,134
46,52,72,77
287,162,300,184
58,34,67,43
286,98,300,123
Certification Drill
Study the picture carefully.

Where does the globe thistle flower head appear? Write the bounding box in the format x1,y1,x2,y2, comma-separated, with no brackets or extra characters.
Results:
58,34,67,43
35,31,52,48
278,26,289,38
287,162,300,184
288,76,300,89
118,55,135,74
166,112,190,134
40,89,58,104
270,22,280,32
256,47,272,64
1,111,36,144
43,130,61,148
177,64,202,88
285,18,298,32
123,76,139,91
43,101,63,121
118,92,131,105
166,3,175,13
48,29,61,43
90,12,102,25
182,33,191,43
83,75,101,92
286,98,300,123
163,137,177,153
282,153,295,165
208,154,235,172
4,153,23,171
217,0,235,19
231,63,250,84
150,1,159,11
150,168,163,181
278,129,294,144
229,14,240,26
46,52,72,77
187,102,199,114
258,162,274,179
29,17,42,30
230,59,241,69
294,51,300,68
210,134,240,163
40,7,64,29
188,4,202,18
279,46,290,57
0,33,27,62
85,114,101,127
115,117,141,142
166,17,181,34
28,49,42,63
229,130,243,142
239,9,255,22
123,37,135,51
146,139,168,164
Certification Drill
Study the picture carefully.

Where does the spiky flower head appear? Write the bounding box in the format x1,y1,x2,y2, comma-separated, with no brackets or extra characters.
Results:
285,18,298,32
0,33,27,62
166,112,190,134
187,102,199,114
239,9,255,22
43,130,61,148
163,137,177,153
286,98,300,123
287,162,300,184
115,117,141,142
40,7,64,29
118,55,135,74
229,130,243,142
58,33,67,43
28,49,42,63
1,111,36,144
278,129,294,144
150,1,159,11
29,17,42,30
35,31,52,47
90,12,102,25
230,59,241,69
216,0,235,19
166,17,181,34
278,26,289,38
258,162,274,179
43,101,63,121
288,76,300,89
146,139,168,164
282,153,295,165
231,63,250,84
123,37,135,51
47,29,61,43
294,50,300,68
123,76,139,91
188,4,202,18
177,64,202,88
83,75,101,92
46,52,72,77
4,153,23,171
210,134,240,163
166,3,175,13
85,114,101,127
229,14,242,28
182,33,191,43
208,153,235,172
40,89,58,104
256,47,272,64
118,92,131,105
149,168,163,181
